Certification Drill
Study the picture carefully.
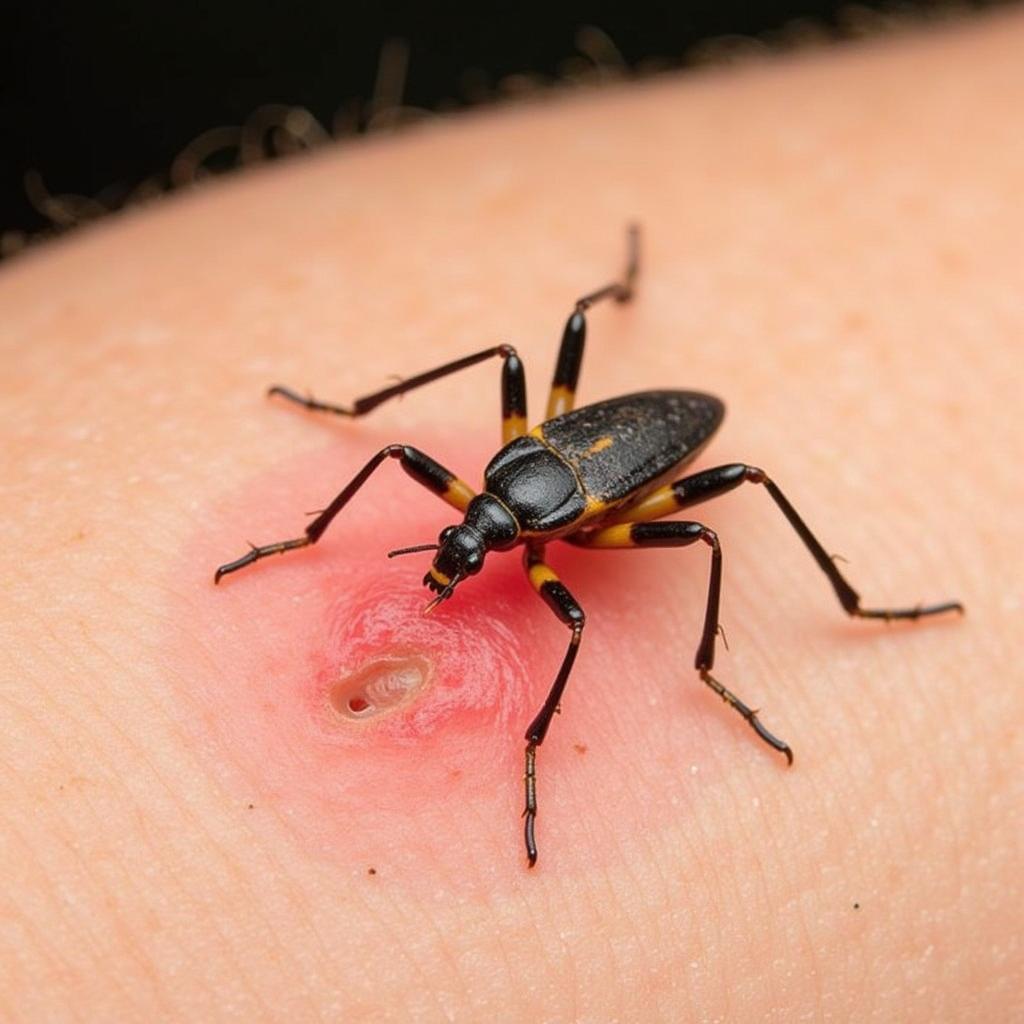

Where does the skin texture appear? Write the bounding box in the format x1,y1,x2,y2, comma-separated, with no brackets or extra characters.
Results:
2,12,1022,1022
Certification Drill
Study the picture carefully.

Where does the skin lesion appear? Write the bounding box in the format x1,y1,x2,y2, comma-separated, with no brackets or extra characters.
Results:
328,653,432,720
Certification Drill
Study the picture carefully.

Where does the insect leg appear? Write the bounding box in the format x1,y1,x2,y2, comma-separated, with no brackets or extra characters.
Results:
269,344,528,444
214,445,474,582
545,224,640,419
605,463,963,621
501,347,528,442
521,546,586,867
571,520,792,762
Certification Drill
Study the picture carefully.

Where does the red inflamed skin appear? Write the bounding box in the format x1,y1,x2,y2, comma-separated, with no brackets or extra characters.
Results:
184,435,737,883
1,11,1021,1022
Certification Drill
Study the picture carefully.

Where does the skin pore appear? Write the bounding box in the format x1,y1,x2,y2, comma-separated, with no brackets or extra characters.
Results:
2,11,1021,1022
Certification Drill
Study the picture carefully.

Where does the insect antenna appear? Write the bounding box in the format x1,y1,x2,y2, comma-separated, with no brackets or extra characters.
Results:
387,542,440,558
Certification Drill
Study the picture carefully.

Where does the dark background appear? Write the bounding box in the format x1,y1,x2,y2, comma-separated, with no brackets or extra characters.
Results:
0,1,999,249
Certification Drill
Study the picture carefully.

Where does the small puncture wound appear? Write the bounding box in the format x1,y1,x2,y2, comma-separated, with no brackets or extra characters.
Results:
330,656,430,721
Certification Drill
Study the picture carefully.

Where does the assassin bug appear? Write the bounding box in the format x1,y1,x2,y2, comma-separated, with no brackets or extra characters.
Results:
215,226,963,866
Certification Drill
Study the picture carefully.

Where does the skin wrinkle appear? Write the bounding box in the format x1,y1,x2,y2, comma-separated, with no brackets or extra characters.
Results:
0,691,80,1015
819,747,872,1013
366,895,452,1023
465,891,519,1017
770,671,840,1018
647,871,684,1016
623,783,676,1005
4,783,158,1016
718,773,785,1015
734,786,788,1017
681,781,731,1016
0,819,84,1018
71,601,331,1018
441,825,532,1011
504,877,561,1016
586,838,645,1017
613,798,672,1001
665,817,707,1022
62,664,273,1019
468,831,536,1007
388,842,484,1003
832,696,907,1013
154,657,361,1002
926,650,972,913
572,873,618,1017
577,872,626,1021
527,858,585,1014
528,827,585,1019
480,888,540,1016
36,645,230,1014
1,661,164,992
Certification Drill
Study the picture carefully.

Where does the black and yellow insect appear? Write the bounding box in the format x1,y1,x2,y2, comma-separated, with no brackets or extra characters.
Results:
215,227,962,866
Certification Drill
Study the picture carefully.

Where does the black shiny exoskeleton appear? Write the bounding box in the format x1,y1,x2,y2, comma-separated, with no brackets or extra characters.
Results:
215,227,963,867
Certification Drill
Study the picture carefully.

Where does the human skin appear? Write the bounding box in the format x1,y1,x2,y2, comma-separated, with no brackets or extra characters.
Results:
2,11,1022,1023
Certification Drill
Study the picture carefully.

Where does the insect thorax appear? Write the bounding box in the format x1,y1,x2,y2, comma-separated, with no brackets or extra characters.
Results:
483,437,587,534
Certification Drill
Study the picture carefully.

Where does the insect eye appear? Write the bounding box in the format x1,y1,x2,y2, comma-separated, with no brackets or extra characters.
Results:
439,526,456,544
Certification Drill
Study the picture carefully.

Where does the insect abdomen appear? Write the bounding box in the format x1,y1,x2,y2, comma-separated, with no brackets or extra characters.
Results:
537,391,724,504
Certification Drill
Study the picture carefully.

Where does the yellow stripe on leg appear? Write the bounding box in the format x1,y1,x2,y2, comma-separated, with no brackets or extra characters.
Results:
442,478,475,512
545,385,575,420
577,523,637,548
605,485,679,525
503,414,528,442
528,561,560,591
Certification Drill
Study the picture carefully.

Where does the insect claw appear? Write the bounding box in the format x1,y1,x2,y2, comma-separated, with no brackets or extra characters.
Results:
524,815,538,868
214,548,255,584
749,711,794,765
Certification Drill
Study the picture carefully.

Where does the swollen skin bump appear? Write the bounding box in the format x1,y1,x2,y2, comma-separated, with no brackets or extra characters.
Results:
169,441,540,867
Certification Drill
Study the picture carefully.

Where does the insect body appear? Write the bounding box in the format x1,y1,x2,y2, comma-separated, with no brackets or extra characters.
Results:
215,227,962,866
